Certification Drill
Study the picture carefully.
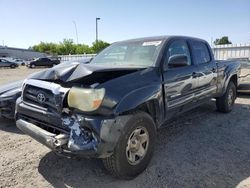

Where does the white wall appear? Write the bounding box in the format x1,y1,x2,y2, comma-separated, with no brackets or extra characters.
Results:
212,43,250,60
59,54,96,62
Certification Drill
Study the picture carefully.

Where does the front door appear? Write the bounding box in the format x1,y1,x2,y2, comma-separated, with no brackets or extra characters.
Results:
162,39,198,120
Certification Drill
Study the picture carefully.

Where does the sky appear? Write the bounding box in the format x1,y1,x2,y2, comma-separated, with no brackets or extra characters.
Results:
0,0,250,48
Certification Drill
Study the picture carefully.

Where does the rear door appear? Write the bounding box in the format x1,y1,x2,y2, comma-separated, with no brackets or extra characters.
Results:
189,40,217,100
162,39,199,119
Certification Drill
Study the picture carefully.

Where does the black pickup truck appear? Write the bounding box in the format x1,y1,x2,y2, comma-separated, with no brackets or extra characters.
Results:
27,57,60,68
14,36,240,179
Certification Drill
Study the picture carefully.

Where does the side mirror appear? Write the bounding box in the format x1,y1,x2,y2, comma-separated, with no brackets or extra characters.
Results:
168,55,189,68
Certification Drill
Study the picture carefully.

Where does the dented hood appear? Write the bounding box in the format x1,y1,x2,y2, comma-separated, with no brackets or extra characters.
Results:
29,61,144,83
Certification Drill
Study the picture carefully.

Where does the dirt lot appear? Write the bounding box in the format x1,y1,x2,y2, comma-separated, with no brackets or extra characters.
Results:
0,66,45,85
0,67,250,188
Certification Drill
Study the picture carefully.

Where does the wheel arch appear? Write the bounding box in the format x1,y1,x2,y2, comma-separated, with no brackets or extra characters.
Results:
223,74,238,94
118,99,163,128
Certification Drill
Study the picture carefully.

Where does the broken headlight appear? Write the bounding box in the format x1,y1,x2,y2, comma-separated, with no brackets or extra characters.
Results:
68,87,105,112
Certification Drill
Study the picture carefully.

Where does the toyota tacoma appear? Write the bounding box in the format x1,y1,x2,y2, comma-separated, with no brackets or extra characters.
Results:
15,36,240,179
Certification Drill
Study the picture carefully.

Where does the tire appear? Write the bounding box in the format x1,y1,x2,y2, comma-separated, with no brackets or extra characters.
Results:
31,64,35,68
102,111,156,179
10,64,16,69
216,81,236,113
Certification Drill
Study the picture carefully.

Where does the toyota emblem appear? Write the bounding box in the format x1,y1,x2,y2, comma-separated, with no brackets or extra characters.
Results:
37,92,46,103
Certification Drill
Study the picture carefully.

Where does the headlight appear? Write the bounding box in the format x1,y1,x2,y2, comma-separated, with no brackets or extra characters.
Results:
68,87,105,112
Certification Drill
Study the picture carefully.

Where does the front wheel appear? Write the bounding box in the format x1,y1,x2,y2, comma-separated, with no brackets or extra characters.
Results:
103,112,156,179
216,81,236,113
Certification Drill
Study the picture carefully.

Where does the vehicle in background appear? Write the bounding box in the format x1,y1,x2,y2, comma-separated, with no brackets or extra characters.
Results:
228,57,250,92
0,80,23,119
1,57,26,66
27,57,60,68
15,36,240,179
0,58,91,119
13,58,26,66
0,58,18,68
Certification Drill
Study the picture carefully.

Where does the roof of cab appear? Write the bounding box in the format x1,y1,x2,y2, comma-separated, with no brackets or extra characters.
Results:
117,35,207,43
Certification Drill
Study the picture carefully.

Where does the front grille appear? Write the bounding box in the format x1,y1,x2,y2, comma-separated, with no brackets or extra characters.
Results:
23,84,62,113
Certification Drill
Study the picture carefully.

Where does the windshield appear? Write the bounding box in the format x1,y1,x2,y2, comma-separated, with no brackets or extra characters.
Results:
90,40,164,67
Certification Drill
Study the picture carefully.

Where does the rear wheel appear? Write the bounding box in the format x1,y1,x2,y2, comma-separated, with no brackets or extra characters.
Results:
216,81,236,113
10,64,16,69
103,112,156,179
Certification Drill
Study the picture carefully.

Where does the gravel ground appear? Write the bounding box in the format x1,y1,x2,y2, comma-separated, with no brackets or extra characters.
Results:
0,66,45,85
0,67,250,188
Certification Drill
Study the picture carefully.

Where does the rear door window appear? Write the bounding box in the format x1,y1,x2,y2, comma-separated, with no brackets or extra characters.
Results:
191,41,211,64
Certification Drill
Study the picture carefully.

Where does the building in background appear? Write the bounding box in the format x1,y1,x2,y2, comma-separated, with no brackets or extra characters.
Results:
0,46,46,60
212,43,250,60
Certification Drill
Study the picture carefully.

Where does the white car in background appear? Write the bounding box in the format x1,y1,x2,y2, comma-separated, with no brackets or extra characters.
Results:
1,57,26,66
13,58,26,66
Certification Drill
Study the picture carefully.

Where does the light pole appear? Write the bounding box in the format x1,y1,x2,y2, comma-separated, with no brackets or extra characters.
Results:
73,21,79,44
96,17,101,42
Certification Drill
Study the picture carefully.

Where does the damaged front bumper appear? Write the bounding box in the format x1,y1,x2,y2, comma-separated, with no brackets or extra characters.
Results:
16,117,100,157
16,101,129,158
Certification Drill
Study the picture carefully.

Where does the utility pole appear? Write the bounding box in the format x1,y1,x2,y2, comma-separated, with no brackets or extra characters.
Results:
73,21,79,44
96,17,101,42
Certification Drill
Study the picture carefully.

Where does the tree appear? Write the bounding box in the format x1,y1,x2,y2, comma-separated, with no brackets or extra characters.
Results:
91,40,110,53
30,39,110,55
32,42,57,55
75,44,92,54
56,39,76,55
214,36,232,45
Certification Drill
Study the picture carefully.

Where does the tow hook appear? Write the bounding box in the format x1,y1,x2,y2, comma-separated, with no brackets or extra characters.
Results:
54,134,69,147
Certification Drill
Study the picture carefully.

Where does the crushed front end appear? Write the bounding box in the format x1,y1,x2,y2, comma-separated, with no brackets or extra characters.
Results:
15,79,124,158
